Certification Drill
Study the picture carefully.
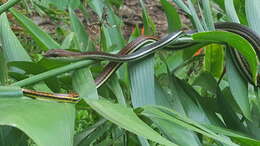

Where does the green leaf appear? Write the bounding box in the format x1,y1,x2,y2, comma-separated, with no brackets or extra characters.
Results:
192,31,258,84
204,44,224,77
69,7,92,51
204,124,260,146
74,119,107,145
160,0,182,32
170,74,211,123
154,80,202,146
89,0,125,51
0,86,23,98
0,0,21,15
129,56,155,107
0,13,31,62
142,106,238,146
171,0,191,15
10,8,60,50
72,68,98,99
0,12,31,74
61,32,75,49
226,50,251,120
0,49,8,85
139,0,156,35
187,0,204,31
107,75,127,105
85,99,176,146
0,98,75,146
12,60,94,87
202,0,215,30
245,0,260,36
224,0,240,23
0,126,28,146
193,72,249,132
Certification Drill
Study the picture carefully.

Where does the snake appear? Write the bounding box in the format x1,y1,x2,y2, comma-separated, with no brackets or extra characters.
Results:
22,22,260,103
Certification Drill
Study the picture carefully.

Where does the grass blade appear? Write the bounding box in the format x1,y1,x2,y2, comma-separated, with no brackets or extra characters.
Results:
72,68,98,100
0,0,21,15
171,0,191,15
69,7,93,51
202,0,214,30
86,99,176,146
10,8,60,50
225,0,240,23
245,0,260,35
160,0,182,32
226,49,251,120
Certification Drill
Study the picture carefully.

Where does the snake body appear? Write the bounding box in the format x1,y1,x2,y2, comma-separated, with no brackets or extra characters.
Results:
23,22,260,103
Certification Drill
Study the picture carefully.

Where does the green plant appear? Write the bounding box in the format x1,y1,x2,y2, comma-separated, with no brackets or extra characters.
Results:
0,0,259,145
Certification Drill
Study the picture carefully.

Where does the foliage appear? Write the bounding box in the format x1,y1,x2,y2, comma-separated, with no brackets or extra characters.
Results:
0,0,259,145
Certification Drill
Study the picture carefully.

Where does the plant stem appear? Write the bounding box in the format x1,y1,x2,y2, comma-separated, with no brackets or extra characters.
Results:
12,60,95,87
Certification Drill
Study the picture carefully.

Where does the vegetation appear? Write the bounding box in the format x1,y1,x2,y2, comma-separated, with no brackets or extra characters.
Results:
0,0,259,145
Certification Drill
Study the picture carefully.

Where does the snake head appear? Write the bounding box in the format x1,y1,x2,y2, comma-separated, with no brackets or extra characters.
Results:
44,49,80,57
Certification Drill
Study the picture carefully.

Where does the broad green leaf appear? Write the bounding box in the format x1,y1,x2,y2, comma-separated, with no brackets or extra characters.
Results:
226,50,251,120
10,8,60,50
0,126,28,146
72,68,98,99
0,0,21,15
225,0,240,23
0,12,31,74
128,55,155,145
142,106,238,146
204,44,224,77
0,98,75,146
0,13,31,62
170,74,211,123
85,99,176,146
193,31,258,84
69,7,92,51
193,72,249,132
204,124,260,145
107,75,126,105
160,0,182,32
245,0,260,36
154,80,202,146
129,56,155,107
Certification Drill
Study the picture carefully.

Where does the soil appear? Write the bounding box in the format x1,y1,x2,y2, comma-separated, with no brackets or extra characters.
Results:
85,0,190,40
